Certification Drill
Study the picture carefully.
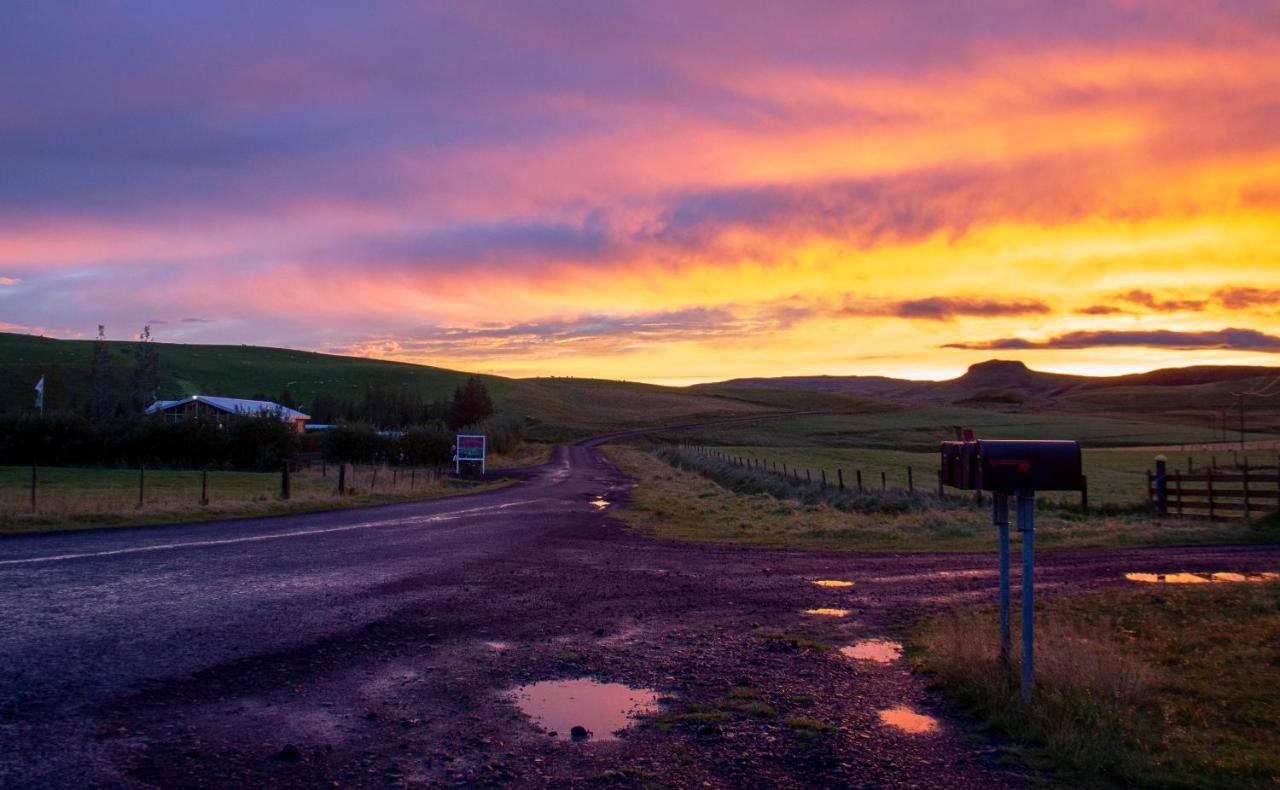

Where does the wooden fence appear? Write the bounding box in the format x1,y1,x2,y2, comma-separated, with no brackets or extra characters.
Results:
1148,458,1280,521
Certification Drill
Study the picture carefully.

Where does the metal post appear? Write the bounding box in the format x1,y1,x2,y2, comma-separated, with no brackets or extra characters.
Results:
907,466,914,493
281,462,291,500
837,469,844,491
201,470,209,505
1017,491,1035,702
856,470,863,492
994,492,1011,667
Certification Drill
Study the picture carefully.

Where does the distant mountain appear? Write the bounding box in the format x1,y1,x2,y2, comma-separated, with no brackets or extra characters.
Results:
703,359,1280,412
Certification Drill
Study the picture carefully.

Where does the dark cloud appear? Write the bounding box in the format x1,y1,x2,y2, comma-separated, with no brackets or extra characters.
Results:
1215,287,1280,310
890,297,1050,321
1118,289,1208,312
944,328,1280,352
1075,305,1126,316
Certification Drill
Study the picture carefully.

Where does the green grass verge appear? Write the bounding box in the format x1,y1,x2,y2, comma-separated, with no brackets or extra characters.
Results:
604,445,1280,552
912,581,1280,787
0,463,510,534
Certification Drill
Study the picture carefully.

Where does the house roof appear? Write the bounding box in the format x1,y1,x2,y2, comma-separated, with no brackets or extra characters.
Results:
146,395,310,422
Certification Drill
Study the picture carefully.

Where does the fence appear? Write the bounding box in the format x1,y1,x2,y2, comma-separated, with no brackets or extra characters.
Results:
1148,457,1280,522
14,461,453,515
679,442,1089,513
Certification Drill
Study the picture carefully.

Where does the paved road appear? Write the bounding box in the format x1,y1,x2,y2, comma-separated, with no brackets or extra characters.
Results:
1,438,1277,787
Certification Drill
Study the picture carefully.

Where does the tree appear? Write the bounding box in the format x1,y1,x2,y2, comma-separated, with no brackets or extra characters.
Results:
131,325,160,412
447,376,494,429
88,324,114,421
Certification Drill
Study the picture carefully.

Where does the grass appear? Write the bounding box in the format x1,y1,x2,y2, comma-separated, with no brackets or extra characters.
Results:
0,463,509,534
912,581,1280,787
603,445,1280,552
671,444,1280,508
662,410,1268,451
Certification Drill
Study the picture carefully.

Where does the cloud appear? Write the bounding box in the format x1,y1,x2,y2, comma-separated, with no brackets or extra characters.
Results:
889,297,1050,321
945,328,1280,352
1075,305,1126,316
1215,287,1280,310
1118,290,1208,312
0,277,19,286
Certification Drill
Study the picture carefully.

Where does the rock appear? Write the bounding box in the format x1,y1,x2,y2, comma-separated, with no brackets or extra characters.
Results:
570,725,590,741
278,744,302,762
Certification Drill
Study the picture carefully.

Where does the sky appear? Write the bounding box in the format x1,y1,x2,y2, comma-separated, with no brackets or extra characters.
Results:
2,1,1280,384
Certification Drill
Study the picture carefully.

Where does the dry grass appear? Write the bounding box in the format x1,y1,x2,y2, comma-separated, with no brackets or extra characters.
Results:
0,464,509,534
914,582,1280,786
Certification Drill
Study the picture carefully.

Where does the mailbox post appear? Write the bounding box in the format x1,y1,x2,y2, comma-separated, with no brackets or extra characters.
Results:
941,438,1083,703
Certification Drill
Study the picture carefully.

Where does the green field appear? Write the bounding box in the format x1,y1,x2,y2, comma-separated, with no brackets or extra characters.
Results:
0,463,507,534
914,581,1280,786
603,446,1279,552
660,409,1264,451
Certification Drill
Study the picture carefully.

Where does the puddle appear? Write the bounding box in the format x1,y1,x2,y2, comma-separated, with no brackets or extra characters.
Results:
812,580,854,588
878,706,939,734
1125,571,1278,585
507,679,661,742
590,498,610,510
483,640,513,651
803,608,850,617
840,639,902,663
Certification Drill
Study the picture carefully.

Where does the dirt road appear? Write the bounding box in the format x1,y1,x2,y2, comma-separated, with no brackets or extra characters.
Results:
2,436,1276,787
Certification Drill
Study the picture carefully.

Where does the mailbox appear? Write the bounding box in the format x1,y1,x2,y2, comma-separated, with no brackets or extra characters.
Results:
940,440,1083,492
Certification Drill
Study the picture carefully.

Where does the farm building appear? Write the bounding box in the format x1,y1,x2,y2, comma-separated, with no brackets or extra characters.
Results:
145,395,311,433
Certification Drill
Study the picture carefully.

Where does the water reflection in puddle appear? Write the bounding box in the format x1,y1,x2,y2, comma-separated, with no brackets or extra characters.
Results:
812,580,854,588
1125,571,1278,585
483,640,512,651
878,706,939,734
508,679,661,742
804,608,850,617
590,498,610,510
840,639,902,663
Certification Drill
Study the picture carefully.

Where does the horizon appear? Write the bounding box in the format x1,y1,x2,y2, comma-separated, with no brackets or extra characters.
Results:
3,4,1280,382
9,329,1278,388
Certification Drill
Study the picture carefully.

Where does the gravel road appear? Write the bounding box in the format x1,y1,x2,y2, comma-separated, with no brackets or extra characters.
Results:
2,436,1276,788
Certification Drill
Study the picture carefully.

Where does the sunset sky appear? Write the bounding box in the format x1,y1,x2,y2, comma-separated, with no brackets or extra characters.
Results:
3,2,1279,384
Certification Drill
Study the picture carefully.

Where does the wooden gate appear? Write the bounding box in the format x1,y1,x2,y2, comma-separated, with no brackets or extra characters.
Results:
1148,463,1280,521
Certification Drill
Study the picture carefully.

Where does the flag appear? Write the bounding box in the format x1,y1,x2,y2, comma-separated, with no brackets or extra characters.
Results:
34,375,44,414
34,375,44,395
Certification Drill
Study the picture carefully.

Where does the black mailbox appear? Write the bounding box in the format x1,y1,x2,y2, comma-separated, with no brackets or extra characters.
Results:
940,440,1083,492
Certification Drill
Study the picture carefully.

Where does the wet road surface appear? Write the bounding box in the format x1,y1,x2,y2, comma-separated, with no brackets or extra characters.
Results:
2,437,1277,787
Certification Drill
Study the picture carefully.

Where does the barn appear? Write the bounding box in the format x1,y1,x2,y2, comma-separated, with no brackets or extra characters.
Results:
145,395,311,433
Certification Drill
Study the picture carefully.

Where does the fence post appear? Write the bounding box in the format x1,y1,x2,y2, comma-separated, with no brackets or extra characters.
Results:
782,463,788,478
201,470,209,506
411,468,416,489
806,469,811,485
137,466,145,509
907,466,914,494
30,462,37,513
820,469,827,489
881,471,887,491
1080,474,1088,516
1242,463,1251,523
370,466,378,489
338,463,347,495
837,468,844,491
281,462,292,500
856,470,863,492
1207,467,1215,521
1155,456,1168,519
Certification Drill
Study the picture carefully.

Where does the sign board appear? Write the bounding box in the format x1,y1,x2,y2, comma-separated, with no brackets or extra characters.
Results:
455,434,486,474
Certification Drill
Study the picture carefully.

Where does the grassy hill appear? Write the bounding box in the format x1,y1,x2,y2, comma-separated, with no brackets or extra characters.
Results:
0,332,834,440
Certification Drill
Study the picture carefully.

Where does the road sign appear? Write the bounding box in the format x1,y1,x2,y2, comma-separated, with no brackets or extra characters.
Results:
455,434,486,475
